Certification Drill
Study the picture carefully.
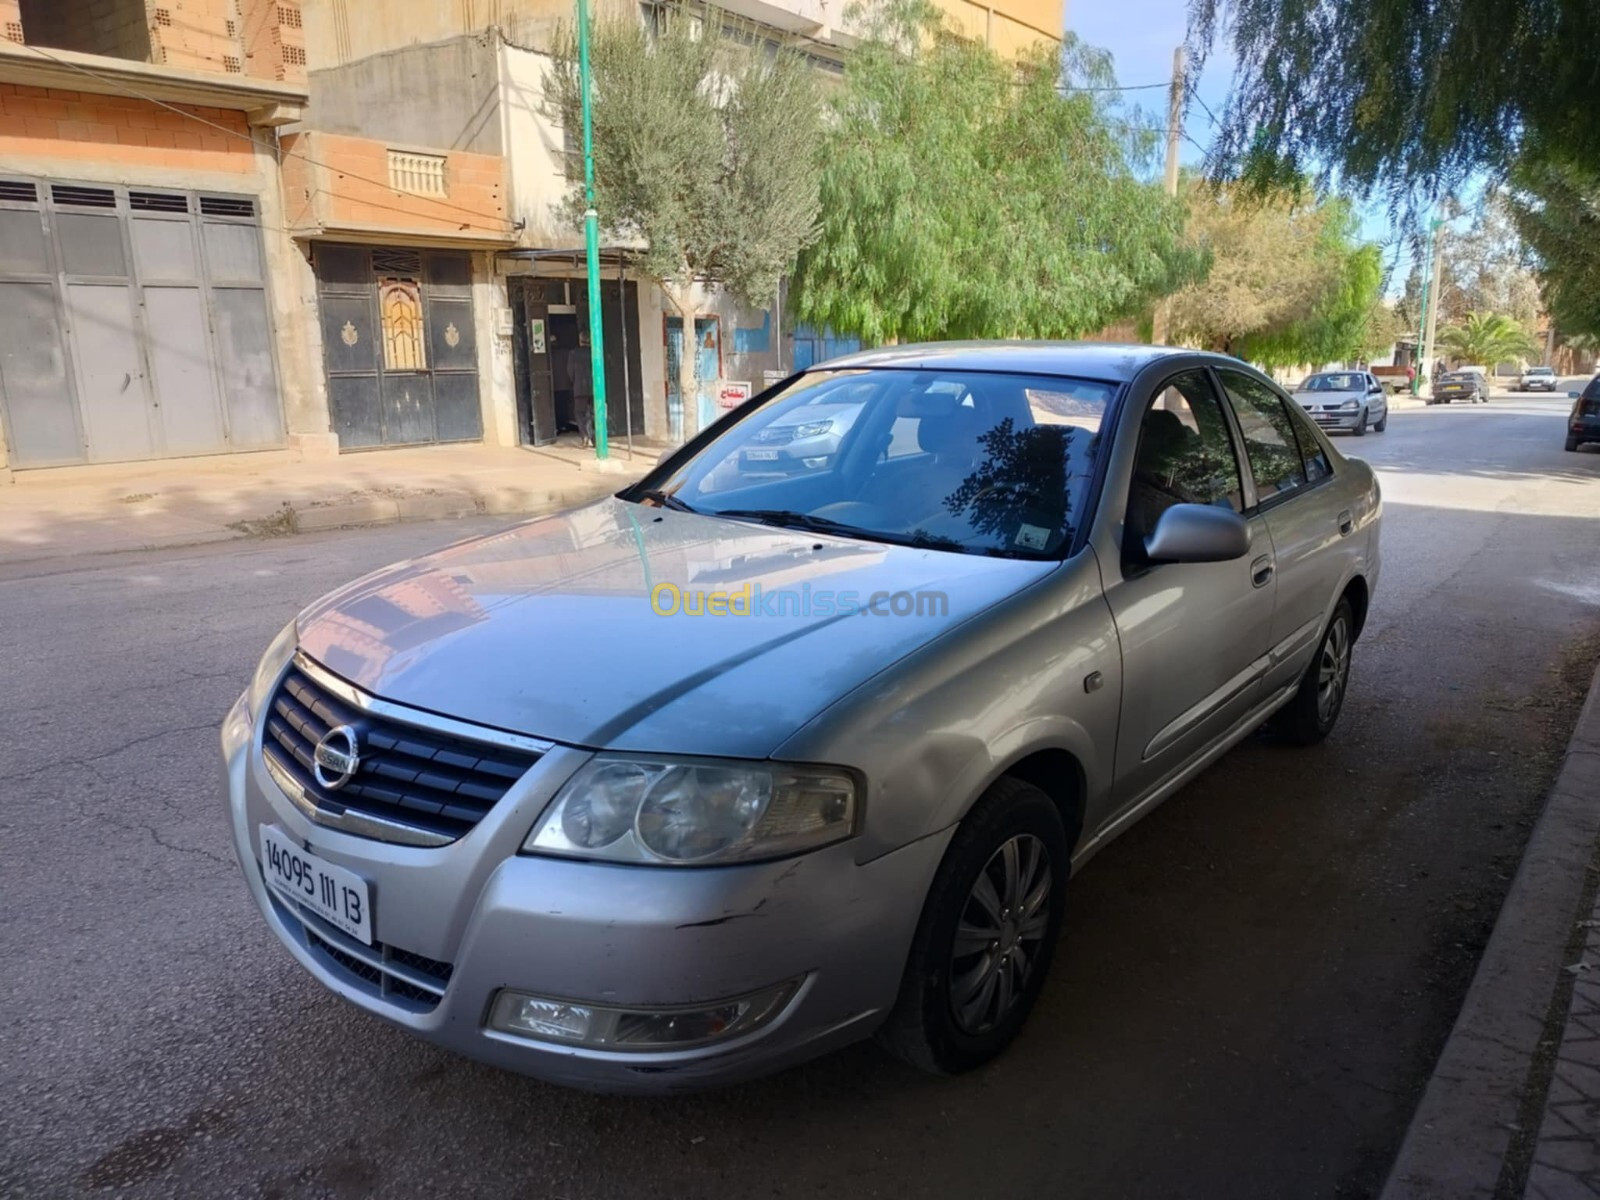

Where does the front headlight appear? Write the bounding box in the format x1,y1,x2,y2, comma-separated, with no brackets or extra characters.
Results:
1340,399,1361,411
791,419,834,439
523,755,859,865
247,619,298,717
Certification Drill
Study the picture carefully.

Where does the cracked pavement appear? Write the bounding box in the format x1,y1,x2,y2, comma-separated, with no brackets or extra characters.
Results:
2,394,1599,1200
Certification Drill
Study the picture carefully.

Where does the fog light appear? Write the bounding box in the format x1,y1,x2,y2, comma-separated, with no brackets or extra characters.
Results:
488,978,800,1051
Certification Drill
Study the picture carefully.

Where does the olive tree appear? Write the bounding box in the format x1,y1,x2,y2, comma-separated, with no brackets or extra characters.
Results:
546,10,822,436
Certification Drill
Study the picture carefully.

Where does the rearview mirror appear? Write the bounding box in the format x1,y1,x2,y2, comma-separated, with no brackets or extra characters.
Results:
1144,504,1252,564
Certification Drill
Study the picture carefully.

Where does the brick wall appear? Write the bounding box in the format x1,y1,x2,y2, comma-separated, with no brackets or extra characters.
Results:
147,0,239,72
1,0,21,45
240,0,306,84
0,84,256,173
280,130,508,238
17,0,153,62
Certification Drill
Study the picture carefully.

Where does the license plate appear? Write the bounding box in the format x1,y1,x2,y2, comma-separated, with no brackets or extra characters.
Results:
260,825,372,944
745,449,780,461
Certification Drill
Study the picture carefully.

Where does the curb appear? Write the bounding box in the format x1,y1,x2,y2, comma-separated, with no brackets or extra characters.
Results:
0,475,643,570
1380,661,1600,1199
288,478,637,534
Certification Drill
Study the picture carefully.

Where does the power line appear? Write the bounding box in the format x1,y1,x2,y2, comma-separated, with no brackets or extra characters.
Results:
1059,81,1173,93
1189,90,1220,127
14,42,516,236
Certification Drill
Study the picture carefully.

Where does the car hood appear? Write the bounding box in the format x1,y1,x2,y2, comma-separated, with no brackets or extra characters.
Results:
295,497,1053,758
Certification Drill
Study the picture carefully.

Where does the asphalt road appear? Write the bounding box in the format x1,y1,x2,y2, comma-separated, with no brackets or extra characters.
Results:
3,391,1599,1200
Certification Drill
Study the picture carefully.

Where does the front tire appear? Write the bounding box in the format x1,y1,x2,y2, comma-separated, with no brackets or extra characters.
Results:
1373,410,1388,432
1353,409,1368,436
878,777,1069,1075
1270,598,1355,746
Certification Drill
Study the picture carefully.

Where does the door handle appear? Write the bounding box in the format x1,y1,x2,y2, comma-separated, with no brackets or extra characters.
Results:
1338,510,1353,536
1251,555,1275,588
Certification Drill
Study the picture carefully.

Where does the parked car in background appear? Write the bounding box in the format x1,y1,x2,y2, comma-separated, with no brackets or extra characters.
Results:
1568,380,1600,451
1431,368,1491,405
222,343,1381,1092
1291,370,1389,435
1519,366,1558,392
1370,364,1414,394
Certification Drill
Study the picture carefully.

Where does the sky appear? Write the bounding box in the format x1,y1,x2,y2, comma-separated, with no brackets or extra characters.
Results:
1068,0,1413,293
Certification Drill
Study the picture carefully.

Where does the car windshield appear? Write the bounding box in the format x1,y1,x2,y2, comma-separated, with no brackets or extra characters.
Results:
631,368,1117,559
1528,367,1553,375
1303,373,1362,392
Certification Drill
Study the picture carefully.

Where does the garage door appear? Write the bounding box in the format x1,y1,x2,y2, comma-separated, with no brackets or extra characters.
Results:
0,178,283,467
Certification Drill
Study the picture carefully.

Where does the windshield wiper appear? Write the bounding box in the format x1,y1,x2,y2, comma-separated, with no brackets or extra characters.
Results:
635,489,698,513
710,508,959,551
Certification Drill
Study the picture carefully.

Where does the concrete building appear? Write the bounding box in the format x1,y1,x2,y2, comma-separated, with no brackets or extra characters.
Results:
0,0,1063,476
0,0,320,478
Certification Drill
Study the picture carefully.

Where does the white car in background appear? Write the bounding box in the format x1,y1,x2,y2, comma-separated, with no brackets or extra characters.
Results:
1291,370,1389,436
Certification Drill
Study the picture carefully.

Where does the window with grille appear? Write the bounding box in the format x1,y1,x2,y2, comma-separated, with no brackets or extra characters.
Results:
379,279,426,371
387,150,447,198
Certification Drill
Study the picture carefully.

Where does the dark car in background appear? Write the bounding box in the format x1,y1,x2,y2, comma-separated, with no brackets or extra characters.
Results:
1431,369,1490,405
1567,381,1600,452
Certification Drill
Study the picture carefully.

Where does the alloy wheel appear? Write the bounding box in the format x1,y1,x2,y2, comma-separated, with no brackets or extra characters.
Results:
1317,615,1351,725
948,834,1053,1035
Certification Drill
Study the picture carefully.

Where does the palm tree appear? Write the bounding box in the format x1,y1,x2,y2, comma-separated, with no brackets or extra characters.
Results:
1438,311,1542,367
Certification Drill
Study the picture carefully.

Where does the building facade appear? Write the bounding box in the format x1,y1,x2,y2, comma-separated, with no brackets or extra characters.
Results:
0,0,322,477
0,0,1063,476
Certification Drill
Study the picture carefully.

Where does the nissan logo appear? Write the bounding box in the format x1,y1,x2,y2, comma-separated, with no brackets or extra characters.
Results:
312,725,362,791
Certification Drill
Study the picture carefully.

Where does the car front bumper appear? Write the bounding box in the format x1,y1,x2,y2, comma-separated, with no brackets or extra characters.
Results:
1309,409,1367,430
221,693,948,1093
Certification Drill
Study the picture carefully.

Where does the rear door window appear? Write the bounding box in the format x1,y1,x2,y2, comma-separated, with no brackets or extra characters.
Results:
1217,369,1316,502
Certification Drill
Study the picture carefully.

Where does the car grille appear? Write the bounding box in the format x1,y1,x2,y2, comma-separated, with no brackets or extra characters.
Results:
262,662,542,845
751,426,797,445
266,889,453,1012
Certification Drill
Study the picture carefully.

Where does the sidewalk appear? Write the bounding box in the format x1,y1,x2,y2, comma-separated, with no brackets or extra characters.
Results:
1382,660,1600,1199
0,436,659,567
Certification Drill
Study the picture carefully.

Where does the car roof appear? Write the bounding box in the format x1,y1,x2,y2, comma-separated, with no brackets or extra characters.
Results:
813,340,1213,383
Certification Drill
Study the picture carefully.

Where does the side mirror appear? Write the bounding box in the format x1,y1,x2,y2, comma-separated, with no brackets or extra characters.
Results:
1144,504,1252,564
1570,392,1582,400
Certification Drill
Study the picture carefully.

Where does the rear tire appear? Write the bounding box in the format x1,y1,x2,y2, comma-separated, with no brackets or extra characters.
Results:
1568,436,1582,452
877,777,1069,1075
1270,598,1355,747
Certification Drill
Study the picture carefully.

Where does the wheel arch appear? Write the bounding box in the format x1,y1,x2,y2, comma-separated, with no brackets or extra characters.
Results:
1341,574,1370,640
999,748,1088,855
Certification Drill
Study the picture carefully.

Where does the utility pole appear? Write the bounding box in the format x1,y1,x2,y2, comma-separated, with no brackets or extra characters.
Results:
577,0,609,458
1151,44,1185,346
1419,216,1444,398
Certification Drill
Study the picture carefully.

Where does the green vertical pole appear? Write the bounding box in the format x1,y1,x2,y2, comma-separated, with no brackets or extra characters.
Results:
577,0,609,458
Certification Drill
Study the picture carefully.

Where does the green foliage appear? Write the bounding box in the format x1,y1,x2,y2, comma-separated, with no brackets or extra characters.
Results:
1166,182,1390,367
791,1,1206,343
1188,0,1599,215
1437,311,1541,366
1508,155,1600,340
544,9,822,310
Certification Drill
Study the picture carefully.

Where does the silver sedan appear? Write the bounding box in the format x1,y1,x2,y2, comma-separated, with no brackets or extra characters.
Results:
1292,369,1391,435
222,343,1381,1092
